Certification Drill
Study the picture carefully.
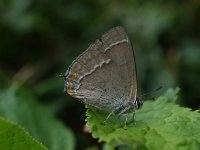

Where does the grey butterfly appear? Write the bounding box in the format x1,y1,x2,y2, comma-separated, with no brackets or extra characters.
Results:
62,26,143,127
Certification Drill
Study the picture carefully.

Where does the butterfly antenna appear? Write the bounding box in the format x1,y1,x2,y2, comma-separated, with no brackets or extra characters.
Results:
139,86,163,98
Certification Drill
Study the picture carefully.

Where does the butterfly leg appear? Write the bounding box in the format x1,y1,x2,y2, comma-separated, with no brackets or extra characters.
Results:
118,105,131,116
123,113,128,129
103,110,114,123
132,111,136,125
118,106,137,126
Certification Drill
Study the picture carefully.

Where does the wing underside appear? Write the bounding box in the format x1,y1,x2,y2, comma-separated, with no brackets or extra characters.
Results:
65,27,137,110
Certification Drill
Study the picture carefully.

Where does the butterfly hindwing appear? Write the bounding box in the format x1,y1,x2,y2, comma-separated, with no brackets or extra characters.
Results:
65,27,137,110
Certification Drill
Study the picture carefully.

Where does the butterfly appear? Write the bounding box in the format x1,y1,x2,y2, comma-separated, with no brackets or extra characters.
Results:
61,26,143,127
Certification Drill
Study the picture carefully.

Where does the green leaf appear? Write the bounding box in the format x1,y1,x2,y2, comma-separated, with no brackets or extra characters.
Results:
0,85,75,150
86,88,200,150
0,117,47,150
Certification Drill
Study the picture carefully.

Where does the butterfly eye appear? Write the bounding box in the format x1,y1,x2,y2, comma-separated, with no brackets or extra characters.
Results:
134,98,143,109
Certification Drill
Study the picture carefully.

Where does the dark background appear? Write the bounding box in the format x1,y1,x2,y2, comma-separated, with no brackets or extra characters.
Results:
0,0,200,149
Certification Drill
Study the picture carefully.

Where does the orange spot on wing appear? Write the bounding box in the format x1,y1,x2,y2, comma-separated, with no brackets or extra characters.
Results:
67,89,73,95
68,72,78,81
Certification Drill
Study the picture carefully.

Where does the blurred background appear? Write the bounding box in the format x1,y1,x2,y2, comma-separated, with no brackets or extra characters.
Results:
0,0,200,150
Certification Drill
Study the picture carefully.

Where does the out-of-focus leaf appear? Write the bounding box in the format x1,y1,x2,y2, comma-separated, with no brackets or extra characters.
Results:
0,117,47,150
0,84,75,150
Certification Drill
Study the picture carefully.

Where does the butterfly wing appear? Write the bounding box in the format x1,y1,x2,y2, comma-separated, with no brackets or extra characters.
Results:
64,26,137,110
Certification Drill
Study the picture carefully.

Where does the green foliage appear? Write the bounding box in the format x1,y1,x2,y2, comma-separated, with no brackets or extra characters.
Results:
0,117,47,150
0,85,75,150
1,0,200,149
86,88,200,150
